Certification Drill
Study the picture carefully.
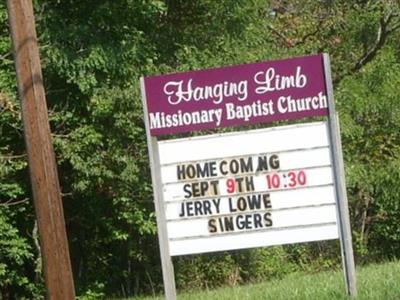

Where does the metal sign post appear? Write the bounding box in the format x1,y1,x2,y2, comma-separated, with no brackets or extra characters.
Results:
323,53,357,297
141,78,177,300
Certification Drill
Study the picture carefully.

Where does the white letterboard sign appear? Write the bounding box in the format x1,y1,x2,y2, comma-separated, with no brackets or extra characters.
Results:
158,121,338,256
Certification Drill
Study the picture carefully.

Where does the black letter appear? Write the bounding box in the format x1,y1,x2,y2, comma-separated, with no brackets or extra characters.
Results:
262,193,272,209
220,160,228,175
179,202,186,217
208,219,217,233
183,184,192,198
270,154,280,169
263,212,273,227
177,164,186,180
240,157,253,173
256,156,269,171
254,213,263,228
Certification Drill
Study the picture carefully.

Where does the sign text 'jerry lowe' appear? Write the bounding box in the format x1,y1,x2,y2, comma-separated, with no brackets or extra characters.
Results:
143,54,328,136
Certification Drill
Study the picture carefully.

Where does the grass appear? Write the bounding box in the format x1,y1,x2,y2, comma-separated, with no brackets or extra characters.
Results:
120,260,400,300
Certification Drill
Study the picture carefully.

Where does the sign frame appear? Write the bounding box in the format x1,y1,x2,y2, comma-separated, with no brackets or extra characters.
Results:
141,78,177,300
323,54,357,297
140,53,356,299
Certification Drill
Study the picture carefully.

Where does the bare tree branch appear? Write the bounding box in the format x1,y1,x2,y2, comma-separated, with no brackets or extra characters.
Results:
352,14,390,72
267,15,326,49
295,18,325,46
61,192,73,198
0,51,12,61
0,198,29,207
334,9,399,85
0,153,27,159
266,24,294,47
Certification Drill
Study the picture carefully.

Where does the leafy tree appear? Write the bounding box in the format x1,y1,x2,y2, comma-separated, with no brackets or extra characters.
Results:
337,48,400,260
1,0,400,298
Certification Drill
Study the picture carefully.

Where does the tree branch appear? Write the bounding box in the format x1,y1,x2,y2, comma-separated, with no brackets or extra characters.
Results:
0,198,29,206
352,14,390,72
335,10,399,85
0,153,27,159
294,18,325,46
266,24,294,48
0,51,12,61
267,16,326,49
61,192,73,198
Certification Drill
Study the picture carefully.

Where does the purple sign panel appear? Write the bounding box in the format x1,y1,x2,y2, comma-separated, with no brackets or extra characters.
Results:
142,54,328,136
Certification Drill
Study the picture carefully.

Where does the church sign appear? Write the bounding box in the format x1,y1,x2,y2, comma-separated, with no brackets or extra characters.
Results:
140,54,356,299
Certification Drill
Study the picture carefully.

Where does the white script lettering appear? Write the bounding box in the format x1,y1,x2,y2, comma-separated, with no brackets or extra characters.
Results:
254,66,307,94
163,79,248,105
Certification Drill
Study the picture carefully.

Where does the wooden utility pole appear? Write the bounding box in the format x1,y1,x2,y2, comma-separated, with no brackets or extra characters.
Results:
7,0,76,299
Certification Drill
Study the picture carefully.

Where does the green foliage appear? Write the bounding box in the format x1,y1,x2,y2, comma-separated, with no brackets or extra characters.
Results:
336,48,400,260
176,246,322,291
237,247,297,283
0,208,42,299
1,0,400,298
176,254,239,290
77,282,105,300
132,260,400,300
